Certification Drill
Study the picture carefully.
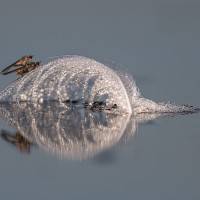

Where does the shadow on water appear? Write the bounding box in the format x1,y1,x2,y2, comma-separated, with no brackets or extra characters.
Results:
0,101,176,161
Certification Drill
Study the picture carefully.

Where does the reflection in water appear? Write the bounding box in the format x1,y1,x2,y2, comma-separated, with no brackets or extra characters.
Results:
1,130,32,153
0,102,129,159
0,102,164,160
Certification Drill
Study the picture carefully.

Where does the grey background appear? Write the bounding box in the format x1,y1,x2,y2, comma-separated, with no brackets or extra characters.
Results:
0,0,199,199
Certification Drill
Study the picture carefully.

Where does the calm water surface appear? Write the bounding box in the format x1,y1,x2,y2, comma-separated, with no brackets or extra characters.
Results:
0,0,200,199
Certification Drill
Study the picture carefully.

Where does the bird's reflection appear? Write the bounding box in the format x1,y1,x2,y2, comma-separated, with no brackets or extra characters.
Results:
1,130,32,153
0,102,162,160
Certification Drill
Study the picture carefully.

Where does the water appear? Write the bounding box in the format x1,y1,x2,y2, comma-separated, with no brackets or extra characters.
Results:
0,0,200,200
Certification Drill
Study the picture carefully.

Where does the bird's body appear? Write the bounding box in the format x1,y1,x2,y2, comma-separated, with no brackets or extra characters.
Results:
0,55,198,114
